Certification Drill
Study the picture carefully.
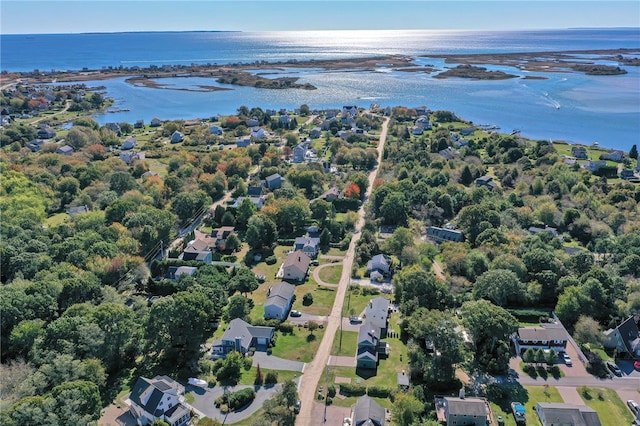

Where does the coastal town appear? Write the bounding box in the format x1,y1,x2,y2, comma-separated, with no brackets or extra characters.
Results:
1,66,640,426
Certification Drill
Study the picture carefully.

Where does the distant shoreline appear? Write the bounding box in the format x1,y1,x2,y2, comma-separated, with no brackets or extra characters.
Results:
2,48,636,90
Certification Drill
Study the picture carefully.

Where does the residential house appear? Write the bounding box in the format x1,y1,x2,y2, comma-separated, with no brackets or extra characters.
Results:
128,375,191,426
439,146,457,160
170,131,184,144
528,226,559,237
427,226,464,243
294,236,321,259
320,117,337,131
247,186,263,197
37,125,56,139
121,137,137,150
583,160,606,172
210,125,223,135
181,246,213,264
353,395,385,426
320,187,343,202
56,145,74,155
459,127,475,136
282,251,311,282
475,175,497,190
415,106,429,116
165,266,198,281
237,136,251,148
564,156,577,166
512,324,568,354
105,122,122,136
67,205,89,216
246,117,259,127
264,281,296,320
211,318,274,357
397,371,410,389
342,105,359,116
185,237,216,252
27,139,46,152
571,146,588,159
601,150,624,162
603,315,640,359
341,115,356,126
134,119,145,129
278,115,291,125
535,403,601,426
250,127,269,140
620,169,636,180
120,151,146,165
309,127,322,139
356,297,391,369
141,171,159,180
211,226,235,250
434,396,491,426
411,126,424,136
265,173,284,190
232,196,265,210
150,117,162,127
415,116,432,130
366,254,392,277
293,142,310,163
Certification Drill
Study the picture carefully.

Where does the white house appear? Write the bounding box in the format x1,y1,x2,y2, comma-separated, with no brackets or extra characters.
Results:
128,375,191,426
250,127,269,139
121,137,137,150
294,236,321,259
512,324,568,354
211,318,275,357
366,254,391,276
264,281,296,320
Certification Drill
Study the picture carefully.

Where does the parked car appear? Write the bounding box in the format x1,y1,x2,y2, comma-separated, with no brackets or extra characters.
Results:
628,400,639,415
290,310,302,317
294,400,301,414
561,352,572,366
606,361,622,376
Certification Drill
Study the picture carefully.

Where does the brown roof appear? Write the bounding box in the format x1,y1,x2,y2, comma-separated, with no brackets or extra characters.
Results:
518,326,567,342
444,397,489,417
283,251,311,274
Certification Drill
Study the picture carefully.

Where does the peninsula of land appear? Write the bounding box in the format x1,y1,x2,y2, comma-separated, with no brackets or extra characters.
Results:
1,48,637,92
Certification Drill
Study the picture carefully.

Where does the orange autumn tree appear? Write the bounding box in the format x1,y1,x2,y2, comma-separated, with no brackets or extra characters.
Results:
345,183,361,199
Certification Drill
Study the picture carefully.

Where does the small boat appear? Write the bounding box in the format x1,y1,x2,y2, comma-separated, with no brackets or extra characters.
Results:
511,402,527,424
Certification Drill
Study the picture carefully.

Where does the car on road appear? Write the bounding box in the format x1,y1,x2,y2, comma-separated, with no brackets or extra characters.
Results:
349,316,363,323
628,400,639,415
343,418,352,426
290,310,302,317
606,361,622,376
294,400,301,414
561,352,572,366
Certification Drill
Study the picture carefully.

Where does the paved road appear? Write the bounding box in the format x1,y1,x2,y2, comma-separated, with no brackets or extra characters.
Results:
295,116,390,426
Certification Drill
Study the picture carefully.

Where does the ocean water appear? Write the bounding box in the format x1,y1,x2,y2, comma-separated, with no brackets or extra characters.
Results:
2,29,639,149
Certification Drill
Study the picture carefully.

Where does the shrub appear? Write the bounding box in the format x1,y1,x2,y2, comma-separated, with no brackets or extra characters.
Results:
243,357,253,371
367,386,390,398
278,323,294,334
339,383,366,396
302,292,314,306
227,388,255,411
265,255,277,265
265,371,278,385
327,385,336,398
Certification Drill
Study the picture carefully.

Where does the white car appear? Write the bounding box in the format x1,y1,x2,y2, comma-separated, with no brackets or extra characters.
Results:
343,418,352,426
188,377,207,388
561,352,572,366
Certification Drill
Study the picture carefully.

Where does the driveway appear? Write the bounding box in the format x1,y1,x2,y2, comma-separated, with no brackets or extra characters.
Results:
252,351,306,372
557,386,584,405
310,400,352,425
328,355,356,367
188,383,284,423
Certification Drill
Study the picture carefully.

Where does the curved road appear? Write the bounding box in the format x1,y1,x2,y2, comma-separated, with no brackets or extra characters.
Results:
295,116,390,426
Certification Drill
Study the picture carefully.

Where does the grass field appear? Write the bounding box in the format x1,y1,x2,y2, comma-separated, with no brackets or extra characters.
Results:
291,282,337,316
524,385,562,425
578,386,634,426
45,212,70,227
331,330,358,357
271,326,325,362
318,264,343,284
238,366,299,386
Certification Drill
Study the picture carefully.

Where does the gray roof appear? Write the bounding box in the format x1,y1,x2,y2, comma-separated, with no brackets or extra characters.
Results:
536,403,601,426
354,395,385,426
265,282,296,309
283,251,311,275
518,326,567,342
397,372,410,387
222,318,274,350
358,325,381,346
444,397,488,417
129,376,181,418
294,236,320,249
364,297,390,330
265,173,282,182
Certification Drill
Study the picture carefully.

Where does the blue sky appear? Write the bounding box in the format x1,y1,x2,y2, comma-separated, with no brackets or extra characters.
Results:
1,1,639,34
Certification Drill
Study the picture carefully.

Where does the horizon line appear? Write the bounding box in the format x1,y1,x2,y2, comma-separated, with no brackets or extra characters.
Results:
2,26,639,36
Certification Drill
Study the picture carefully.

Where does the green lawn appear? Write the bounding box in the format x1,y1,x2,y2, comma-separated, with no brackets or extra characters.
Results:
45,212,70,227
344,289,390,318
331,330,358,357
291,282,336,316
578,386,634,426
238,366,299,385
318,264,343,284
271,326,325,362
524,385,562,426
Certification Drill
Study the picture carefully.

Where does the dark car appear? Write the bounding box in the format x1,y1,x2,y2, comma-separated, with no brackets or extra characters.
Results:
606,361,622,376
294,400,301,414
290,310,302,317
